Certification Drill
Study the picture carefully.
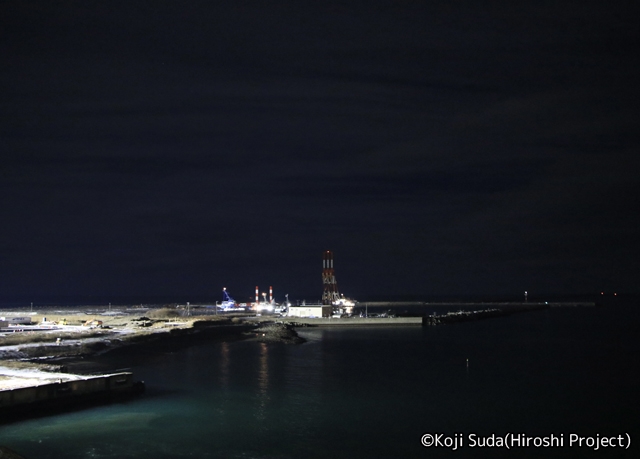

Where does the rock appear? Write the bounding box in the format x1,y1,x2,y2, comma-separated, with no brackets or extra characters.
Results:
252,322,305,344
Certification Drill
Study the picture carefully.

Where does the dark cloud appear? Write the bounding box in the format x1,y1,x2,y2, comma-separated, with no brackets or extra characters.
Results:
1,0,638,302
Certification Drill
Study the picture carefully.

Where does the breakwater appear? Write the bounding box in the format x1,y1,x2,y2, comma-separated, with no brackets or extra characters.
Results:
422,304,550,325
0,372,144,421
360,301,596,308
281,317,423,326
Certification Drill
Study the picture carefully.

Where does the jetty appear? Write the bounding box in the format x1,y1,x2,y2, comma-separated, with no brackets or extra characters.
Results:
360,301,596,308
422,303,553,325
0,367,144,421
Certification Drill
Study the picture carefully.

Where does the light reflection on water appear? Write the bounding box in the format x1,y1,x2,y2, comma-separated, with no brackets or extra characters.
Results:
219,341,230,388
1,303,638,458
255,342,269,427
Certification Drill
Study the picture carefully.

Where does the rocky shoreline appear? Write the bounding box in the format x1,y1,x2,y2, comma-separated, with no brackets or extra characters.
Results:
1,314,305,393
251,322,306,344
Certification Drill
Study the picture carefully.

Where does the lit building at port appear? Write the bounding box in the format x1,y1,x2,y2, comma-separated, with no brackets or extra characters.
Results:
287,303,332,318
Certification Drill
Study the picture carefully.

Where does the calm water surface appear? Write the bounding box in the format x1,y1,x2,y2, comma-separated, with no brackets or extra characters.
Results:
1,300,638,458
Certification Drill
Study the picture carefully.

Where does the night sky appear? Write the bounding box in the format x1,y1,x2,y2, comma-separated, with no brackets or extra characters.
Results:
2,1,638,304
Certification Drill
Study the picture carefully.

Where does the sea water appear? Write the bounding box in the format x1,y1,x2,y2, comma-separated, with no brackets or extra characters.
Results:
1,300,638,458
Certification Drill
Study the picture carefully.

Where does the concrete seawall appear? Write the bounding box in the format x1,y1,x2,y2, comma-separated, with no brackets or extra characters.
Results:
0,372,143,420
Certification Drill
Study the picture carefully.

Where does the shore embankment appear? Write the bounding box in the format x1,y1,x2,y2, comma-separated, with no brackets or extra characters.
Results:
1,310,304,420
0,312,289,365
1,316,233,362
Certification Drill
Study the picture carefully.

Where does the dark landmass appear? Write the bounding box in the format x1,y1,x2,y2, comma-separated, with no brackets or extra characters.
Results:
1,314,305,379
